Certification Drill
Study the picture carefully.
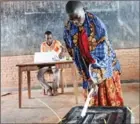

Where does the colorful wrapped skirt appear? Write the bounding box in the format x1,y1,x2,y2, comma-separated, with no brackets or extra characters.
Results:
83,71,124,106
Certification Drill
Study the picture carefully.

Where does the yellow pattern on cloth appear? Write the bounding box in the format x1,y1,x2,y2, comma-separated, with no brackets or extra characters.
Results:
83,71,124,107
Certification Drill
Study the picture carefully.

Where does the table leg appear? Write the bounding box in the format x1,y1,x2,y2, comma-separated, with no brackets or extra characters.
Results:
60,69,64,94
27,71,31,99
72,65,78,104
18,67,22,108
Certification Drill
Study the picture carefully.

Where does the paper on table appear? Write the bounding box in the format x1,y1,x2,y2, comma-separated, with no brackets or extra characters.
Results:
34,51,59,63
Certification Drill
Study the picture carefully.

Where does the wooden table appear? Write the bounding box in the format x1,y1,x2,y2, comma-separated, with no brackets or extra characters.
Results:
16,60,79,108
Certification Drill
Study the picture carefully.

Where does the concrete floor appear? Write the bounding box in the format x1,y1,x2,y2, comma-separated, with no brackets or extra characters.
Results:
1,83,140,123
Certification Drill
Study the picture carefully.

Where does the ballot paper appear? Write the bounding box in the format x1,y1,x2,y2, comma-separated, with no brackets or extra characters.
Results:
34,51,60,63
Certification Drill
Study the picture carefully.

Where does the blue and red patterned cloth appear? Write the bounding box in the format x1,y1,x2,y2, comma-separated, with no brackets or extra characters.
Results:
63,12,124,106
64,12,121,81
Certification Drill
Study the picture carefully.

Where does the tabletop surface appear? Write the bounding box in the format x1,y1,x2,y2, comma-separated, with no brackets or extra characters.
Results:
16,60,73,67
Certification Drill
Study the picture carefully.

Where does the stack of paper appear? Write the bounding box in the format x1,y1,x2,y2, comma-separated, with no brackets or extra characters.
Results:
34,52,59,63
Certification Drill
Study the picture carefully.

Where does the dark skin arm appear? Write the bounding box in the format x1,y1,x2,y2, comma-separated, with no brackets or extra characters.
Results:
58,45,65,59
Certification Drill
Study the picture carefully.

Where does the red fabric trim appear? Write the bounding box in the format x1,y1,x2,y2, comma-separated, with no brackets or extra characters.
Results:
78,28,95,64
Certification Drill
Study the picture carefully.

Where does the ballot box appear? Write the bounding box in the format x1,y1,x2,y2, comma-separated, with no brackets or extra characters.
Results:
59,106,132,124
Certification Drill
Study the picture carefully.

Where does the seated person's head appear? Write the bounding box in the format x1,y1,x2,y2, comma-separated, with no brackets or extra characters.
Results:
45,31,53,46
66,1,85,26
